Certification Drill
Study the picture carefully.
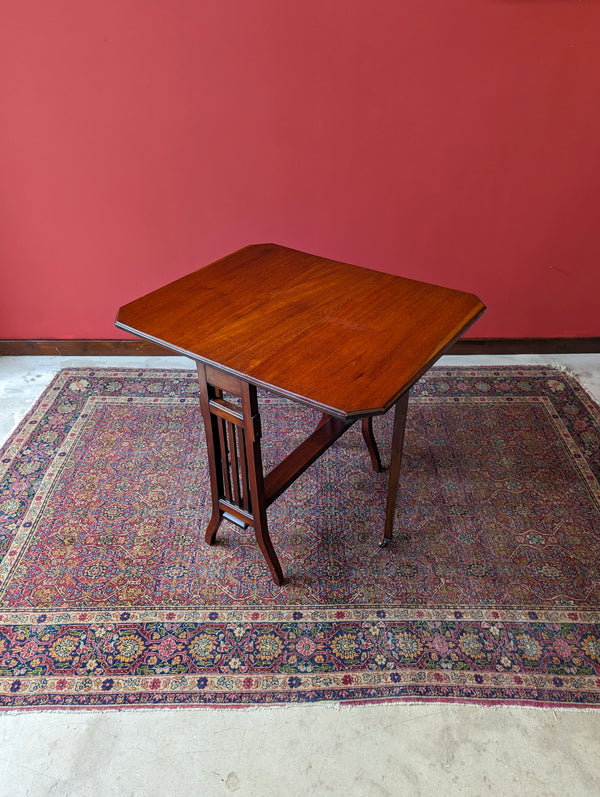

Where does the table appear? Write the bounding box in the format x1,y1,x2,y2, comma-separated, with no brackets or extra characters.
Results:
116,243,485,584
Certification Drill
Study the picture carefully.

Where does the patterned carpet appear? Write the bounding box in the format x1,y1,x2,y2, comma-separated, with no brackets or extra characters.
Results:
0,366,599,709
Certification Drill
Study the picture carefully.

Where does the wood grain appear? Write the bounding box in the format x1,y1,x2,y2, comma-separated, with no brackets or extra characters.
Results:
116,243,485,417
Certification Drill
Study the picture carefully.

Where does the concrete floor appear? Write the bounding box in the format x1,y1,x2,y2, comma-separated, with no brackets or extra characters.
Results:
1,353,599,797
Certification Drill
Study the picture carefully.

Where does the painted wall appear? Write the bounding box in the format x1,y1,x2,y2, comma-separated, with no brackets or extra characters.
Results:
2,0,599,340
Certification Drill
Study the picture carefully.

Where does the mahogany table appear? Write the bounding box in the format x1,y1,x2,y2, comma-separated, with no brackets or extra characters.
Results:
116,244,485,585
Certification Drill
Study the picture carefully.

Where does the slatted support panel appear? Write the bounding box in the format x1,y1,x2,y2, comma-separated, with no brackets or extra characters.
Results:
196,362,284,585
208,394,250,520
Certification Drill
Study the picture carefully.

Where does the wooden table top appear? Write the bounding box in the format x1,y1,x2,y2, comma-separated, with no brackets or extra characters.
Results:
116,243,485,417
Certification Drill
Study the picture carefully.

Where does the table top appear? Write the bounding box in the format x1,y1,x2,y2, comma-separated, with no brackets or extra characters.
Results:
116,243,485,417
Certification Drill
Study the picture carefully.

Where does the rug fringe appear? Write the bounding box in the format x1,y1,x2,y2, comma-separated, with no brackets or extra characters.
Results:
551,361,576,377
4,700,600,716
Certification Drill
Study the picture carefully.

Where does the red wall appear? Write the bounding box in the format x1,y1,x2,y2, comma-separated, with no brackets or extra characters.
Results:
2,0,599,339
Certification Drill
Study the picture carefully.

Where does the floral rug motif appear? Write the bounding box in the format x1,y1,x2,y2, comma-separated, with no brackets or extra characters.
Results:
0,366,599,709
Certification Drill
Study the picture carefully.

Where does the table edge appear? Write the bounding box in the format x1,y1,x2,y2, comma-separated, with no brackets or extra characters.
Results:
115,303,485,418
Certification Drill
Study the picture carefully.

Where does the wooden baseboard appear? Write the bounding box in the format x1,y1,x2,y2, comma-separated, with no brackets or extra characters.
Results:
0,338,599,357
449,337,600,355
0,340,173,356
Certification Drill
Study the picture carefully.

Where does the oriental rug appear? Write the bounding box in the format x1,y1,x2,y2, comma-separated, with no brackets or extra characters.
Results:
0,366,599,710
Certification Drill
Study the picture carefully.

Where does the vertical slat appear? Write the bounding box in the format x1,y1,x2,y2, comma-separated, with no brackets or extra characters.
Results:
228,420,241,506
237,426,250,511
217,416,232,502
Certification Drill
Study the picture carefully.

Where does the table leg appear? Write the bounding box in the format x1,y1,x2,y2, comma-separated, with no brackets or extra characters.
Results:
322,412,382,472
361,416,383,473
196,363,284,585
381,390,410,546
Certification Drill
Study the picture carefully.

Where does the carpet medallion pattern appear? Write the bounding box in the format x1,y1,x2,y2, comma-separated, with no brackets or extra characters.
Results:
0,366,599,709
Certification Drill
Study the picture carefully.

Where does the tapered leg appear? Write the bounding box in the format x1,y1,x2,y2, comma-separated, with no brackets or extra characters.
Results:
197,367,225,544
240,382,284,585
361,416,383,473
381,391,410,545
